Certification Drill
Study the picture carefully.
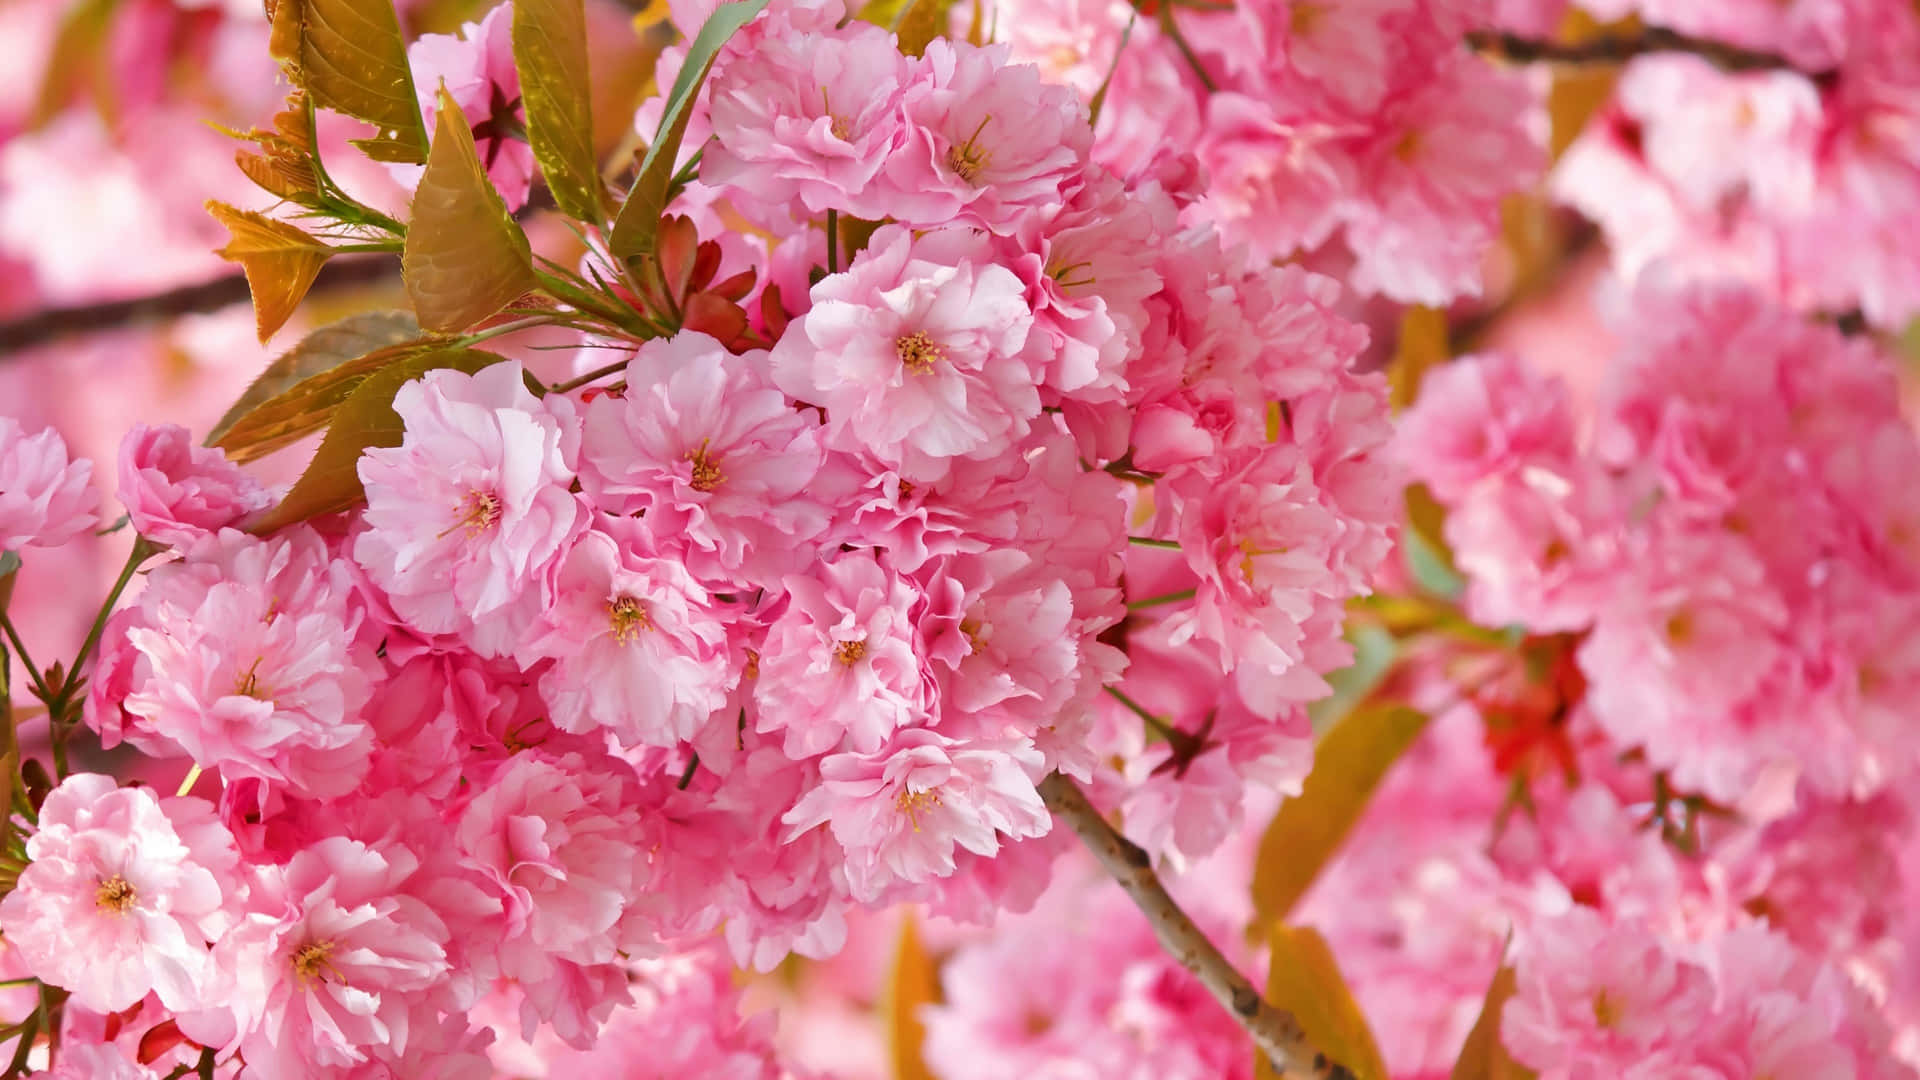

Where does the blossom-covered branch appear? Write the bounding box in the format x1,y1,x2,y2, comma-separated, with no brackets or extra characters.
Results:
1036,773,1354,1080
1464,27,1812,75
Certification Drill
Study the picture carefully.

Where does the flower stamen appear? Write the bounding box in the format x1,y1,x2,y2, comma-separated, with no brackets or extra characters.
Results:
608,595,654,643
895,331,946,375
95,875,137,913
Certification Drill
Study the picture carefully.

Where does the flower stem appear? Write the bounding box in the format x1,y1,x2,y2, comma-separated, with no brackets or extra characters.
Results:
1127,537,1181,550
1128,588,1196,610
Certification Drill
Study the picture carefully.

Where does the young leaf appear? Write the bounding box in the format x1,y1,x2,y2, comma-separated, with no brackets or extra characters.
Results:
1451,965,1538,1080
205,202,336,343
882,916,940,1080
403,88,538,332
32,0,122,129
248,348,504,534
513,0,607,223
891,0,956,57
1250,705,1430,927
268,0,430,163
1254,925,1390,1080
607,0,770,264
208,311,424,447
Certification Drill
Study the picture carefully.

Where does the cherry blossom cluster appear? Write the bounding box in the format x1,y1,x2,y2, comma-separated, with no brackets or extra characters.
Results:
992,0,1546,304
0,0,1397,1071
1550,0,1920,327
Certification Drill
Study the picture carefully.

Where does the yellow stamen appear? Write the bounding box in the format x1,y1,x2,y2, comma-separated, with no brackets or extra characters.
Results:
945,114,993,184
686,440,725,492
896,787,943,831
608,595,654,643
895,331,946,375
234,656,269,700
437,490,502,540
290,940,340,984
835,639,867,666
96,875,136,913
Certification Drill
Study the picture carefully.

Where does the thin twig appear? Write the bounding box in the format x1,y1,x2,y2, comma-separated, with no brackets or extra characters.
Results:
1465,27,1817,76
0,258,398,356
1036,773,1353,1080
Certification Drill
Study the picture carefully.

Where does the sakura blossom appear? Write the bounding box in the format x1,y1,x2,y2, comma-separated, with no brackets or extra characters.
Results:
2,0,1919,1074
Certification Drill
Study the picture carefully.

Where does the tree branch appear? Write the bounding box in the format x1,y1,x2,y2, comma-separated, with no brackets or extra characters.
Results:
0,257,400,356
1036,773,1354,1080
1465,26,1819,76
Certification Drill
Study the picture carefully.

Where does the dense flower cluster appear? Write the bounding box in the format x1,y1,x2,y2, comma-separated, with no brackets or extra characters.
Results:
996,0,1546,303
0,0,1396,1071
1552,0,1920,326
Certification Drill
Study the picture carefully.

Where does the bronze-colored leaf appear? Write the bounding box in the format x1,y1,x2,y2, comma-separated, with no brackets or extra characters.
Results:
892,0,955,57
205,201,336,343
883,916,941,1080
1388,305,1449,411
514,0,607,223
1255,925,1390,1080
402,88,538,332
607,0,770,264
270,0,430,163
248,348,504,534
207,311,428,460
31,0,121,129
1251,705,1431,927
1451,964,1538,1080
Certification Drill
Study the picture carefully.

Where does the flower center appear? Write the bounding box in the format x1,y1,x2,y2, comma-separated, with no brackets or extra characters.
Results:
439,489,502,539
945,114,993,184
686,440,725,492
1290,1,1328,34
1591,988,1620,1029
895,331,946,375
820,87,853,141
896,787,943,831
290,940,339,984
1237,537,1287,585
835,639,867,666
608,595,654,643
233,655,270,700
1665,611,1694,647
95,875,137,913
960,617,987,655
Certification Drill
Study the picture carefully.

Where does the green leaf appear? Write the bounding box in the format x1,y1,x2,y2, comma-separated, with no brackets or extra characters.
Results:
1251,704,1430,927
1451,964,1538,1080
0,552,18,581
857,0,953,55
1255,925,1390,1080
269,0,430,163
247,348,504,533
403,88,538,332
207,312,433,463
607,0,770,264
882,916,940,1080
513,0,607,223
205,201,336,343
1307,621,1397,731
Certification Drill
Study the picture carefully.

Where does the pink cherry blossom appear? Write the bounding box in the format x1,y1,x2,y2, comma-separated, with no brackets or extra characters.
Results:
755,550,927,759
400,2,533,209
522,525,736,748
703,21,913,224
769,224,1040,482
115,423,270,549
354,361,588,659
577,332,833,588
0,775,237,1014
0,416,98,553
783,728,1049,903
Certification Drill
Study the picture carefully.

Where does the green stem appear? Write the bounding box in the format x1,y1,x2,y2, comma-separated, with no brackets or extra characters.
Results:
0,614,49,707
1158,6,1218,92
1127,588,1196,610
549,360,630,395
454,316,554,348
1127,537,1181,550
826,210,839,275
1104,685,1177,742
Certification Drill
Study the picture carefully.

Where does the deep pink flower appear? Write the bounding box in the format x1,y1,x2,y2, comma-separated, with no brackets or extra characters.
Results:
769,224,1040,482
400,2,533,209
0,416,97,553
879,39,1092,233
522,526,736,749
354,361,588,659
703,21,912,223
783,729,1049,903
577,332,833,588
755,550,928,759
112,528,379,799
0,775,237,1014
218,837,451,1074
116,423,271,549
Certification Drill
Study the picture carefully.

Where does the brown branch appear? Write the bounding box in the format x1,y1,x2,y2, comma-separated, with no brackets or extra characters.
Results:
1036,773,1354,1080
0,257,399,356
1465,27,1821,76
